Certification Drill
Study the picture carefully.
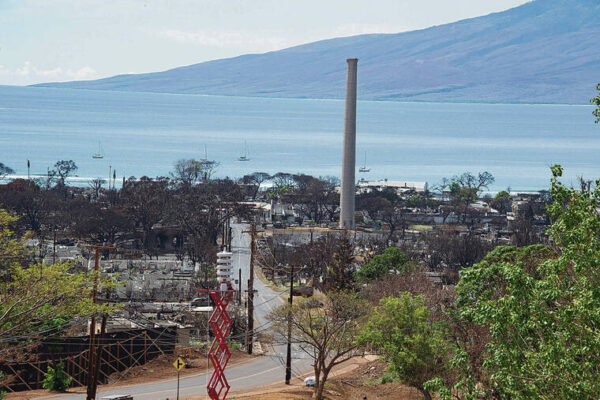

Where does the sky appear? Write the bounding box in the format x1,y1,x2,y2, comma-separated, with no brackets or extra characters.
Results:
0,0,530,86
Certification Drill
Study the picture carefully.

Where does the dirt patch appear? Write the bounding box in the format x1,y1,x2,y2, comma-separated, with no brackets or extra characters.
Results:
103,345,254,386
326,360,423,400
232,360,423,400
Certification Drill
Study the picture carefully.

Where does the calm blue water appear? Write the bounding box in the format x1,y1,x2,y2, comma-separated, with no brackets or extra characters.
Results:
0,85,598,191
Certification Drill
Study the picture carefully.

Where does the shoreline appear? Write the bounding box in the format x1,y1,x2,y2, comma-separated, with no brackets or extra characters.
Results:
1,84,593,107
0,175,547,195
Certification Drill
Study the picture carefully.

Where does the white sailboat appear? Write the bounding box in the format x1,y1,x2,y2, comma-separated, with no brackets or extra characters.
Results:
238,141,250,161
92,142,104,159
200,145,209,162
359,152,370,172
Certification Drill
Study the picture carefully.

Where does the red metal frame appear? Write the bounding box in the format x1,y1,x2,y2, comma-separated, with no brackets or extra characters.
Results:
198,284,235,400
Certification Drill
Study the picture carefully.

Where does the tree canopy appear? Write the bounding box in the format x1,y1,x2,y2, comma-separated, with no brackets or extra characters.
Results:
443,171,494,205
269,291,367,400
354,247,412,283
0,163,14,180
429,165,600,399
592,83,600,124
0,209,114,339
359,292,449,400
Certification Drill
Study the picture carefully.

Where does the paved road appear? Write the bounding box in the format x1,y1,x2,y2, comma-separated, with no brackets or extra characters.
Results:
41,223,311,400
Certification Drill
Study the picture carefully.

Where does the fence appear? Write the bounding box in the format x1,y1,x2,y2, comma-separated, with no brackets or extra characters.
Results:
0,327,176,392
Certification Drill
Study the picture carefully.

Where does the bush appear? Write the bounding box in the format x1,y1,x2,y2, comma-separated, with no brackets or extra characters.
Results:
358,292,450,400
377,372,397,384
42,362,72,392
0,372,5,400
354,247,412,283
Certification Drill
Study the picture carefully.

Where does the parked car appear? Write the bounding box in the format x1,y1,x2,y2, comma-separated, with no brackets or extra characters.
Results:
304,376,316,387
292,285,314,297
101,395,133,400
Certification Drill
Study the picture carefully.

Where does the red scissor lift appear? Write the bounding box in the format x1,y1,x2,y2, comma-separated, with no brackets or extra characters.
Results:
198,250,236,400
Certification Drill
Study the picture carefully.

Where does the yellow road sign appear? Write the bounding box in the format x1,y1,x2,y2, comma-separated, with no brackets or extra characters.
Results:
173,357,186,371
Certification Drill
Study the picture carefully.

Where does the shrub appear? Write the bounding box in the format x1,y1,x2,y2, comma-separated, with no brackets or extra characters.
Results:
42,362,72,392
354,247,413,283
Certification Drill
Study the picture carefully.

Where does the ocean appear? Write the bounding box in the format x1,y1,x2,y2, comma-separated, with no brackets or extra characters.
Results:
0,85,598,192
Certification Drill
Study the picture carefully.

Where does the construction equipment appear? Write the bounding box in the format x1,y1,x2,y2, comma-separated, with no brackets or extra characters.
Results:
197,250,236,400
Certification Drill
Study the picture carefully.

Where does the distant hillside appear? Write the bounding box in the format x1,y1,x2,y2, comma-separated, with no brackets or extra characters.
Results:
35,0,600,104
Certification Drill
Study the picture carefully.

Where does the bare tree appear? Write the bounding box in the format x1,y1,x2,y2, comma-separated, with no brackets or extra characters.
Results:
268,291,367,400
0,162,14,181
169,178,251,263
240,172,271,200
271,172,294,190
171,158,219,188
120,176,169,255
89,178,106,199
357,188,408,242
51,160,78,187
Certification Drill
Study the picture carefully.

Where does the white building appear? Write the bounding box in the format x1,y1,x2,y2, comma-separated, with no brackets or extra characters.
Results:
357,179,428,194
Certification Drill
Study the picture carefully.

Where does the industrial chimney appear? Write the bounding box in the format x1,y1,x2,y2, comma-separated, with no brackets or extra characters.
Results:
339,58,358,229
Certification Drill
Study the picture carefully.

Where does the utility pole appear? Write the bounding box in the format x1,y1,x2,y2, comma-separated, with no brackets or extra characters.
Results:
246,223,256,354
285,264,294,384
91,290,110,398
242,223,262,355
77,244,115,400
228,225,232,252
27,160,30,180
52,229,57,264
222,217,231,251
238,268,242,305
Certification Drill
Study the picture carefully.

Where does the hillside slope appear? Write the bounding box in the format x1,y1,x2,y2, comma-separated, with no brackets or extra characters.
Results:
35,0,600,103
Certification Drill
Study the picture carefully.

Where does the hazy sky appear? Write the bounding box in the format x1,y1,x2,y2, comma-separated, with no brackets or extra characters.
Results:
0,0,529,85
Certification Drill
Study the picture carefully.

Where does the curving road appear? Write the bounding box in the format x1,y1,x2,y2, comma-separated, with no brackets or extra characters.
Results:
40,223,311,400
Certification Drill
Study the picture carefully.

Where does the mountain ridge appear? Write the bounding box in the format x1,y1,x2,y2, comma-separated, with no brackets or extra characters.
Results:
34,0,600,104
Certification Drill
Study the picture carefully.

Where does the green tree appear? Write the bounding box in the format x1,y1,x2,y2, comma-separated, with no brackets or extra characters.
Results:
268,291,367,400
354,247,412,283
42,362,72,391
429,165,600,399
0,209,26,274
592,83,600,123
358,292,450,400
489,189,511,213
0,209,114,338
0,372,6,400
446,172,494,205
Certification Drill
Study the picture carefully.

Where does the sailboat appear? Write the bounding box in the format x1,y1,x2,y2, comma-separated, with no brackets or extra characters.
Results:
238,141,250,161
359,152,370,172
200,145,209,162
92,142,104,159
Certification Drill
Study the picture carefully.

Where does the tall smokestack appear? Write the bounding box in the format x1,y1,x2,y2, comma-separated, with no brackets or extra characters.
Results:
339,58,358,229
